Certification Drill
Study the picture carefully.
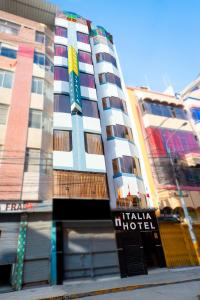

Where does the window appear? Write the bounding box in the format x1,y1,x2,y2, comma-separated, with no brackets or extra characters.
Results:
55,26,68,38
172,107,187,119
0,104,9,125
54,94,71,113
34,52,45,66
102,96,127,113
78,50,92,64
31,77,44,94
106,124,133,142
55,44,68,57
183,168,200,186
45,56,54,73
53,130,72,151
54,67,69,81
82,99,99,118
112,158,120,175
85,133,103,155
0,44,17,59
0,19,20,35
77,32,89,44
143,100,187,119
96,52,117,68
80,72,95,88
29,109,42,129
35,31,45,43
99,73,122,88
191,108,200,122
122,156,136,174
24,148,40,172
0,69,13,89
112,156,137,176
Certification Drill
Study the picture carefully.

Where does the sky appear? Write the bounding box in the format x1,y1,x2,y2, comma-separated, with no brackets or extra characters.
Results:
51,0,200,93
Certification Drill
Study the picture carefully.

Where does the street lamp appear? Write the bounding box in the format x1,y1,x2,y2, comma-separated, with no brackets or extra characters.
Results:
165,121,200,264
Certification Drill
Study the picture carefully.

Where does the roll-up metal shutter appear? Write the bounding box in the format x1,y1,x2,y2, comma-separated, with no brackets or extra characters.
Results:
0,214,20,265
23,213,51,286
63,221,119,280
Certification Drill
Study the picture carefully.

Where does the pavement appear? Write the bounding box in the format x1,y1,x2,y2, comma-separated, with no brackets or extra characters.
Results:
0,266,200,300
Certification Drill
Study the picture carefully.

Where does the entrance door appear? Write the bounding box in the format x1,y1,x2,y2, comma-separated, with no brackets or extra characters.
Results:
63,222,119,280
0,265,12,286
116,231,147,277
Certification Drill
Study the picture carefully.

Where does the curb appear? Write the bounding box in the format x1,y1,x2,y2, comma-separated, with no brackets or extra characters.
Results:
38,277,200,300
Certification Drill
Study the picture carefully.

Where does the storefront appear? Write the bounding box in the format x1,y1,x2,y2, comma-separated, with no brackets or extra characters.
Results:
112,209,166,277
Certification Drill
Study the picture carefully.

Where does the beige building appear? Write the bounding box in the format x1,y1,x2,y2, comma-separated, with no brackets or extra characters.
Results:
0,0,56,290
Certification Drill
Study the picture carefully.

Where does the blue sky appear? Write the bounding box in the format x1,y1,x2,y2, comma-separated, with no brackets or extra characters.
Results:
51,0,200,92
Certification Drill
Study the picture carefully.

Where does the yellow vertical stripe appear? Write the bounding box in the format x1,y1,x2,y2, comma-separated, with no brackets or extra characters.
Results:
68,46,79,75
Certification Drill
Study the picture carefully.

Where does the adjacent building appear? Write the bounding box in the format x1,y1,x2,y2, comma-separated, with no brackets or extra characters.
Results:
127,86,200,268
0,0,56,290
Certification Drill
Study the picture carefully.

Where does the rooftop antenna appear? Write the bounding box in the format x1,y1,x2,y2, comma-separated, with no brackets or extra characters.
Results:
144,74,150,89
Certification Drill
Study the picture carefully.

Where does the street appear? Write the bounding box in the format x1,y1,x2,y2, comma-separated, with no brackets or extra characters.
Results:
77,281,200,300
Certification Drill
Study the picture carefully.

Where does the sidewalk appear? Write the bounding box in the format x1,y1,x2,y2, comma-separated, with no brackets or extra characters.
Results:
1,267,200,300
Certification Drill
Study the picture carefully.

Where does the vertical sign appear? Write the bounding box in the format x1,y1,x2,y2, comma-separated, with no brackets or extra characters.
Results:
68,46,82,113
12,215,28,290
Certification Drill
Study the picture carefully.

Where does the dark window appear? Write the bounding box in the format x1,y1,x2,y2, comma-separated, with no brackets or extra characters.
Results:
54,94,71,113
112,158,120,175
78,50,92,64
82,99,99,118
173,107,187,119
80,72,95,88
112,156,138,175
0,104,9,124
96,52,117,68
24,148,40,172
191,108,200,122
55,44,68,57
107,124,133,141
54,66,69,81
77,32,89,44
31,77,44,94
34,52,45,66
85,133,103,155
55,26,68,38
144,100,187,119
53,130,72,151
35,31,45,43
0,45,17,59
29,109,42,128
0,19,20,35
99,73,121,88
0,69,13,88
102,96,127,112
45,56,54,73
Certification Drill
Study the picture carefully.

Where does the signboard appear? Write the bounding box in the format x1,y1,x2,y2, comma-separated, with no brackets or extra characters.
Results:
0,202,33,212
112,210,158,231
68,46,82,113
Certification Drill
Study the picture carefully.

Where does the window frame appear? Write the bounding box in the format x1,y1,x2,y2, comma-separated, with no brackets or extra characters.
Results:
28,109,42,129
53,129,72,152
84,132,104,155
0,103,9,125
0,69,13,89
31,76,44,95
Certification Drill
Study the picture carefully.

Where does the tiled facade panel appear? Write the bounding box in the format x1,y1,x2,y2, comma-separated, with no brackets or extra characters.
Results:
53,171,109,199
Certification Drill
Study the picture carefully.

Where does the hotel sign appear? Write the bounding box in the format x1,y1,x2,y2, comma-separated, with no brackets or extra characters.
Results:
112,210,158,231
